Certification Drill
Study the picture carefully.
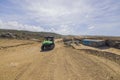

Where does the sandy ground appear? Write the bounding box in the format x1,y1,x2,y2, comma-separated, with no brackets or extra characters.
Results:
71,44,120,55
0,39,120,80
0,39,34,47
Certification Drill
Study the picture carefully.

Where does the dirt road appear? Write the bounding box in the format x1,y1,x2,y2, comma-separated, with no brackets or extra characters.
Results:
0,40,120,80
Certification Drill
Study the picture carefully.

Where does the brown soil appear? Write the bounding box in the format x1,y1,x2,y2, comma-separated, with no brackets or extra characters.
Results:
0,39,120,80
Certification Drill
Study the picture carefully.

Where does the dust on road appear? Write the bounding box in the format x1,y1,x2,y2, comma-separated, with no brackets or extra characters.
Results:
0,40,120,80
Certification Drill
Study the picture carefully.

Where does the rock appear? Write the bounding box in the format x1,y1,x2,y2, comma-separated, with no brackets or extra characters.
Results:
0,32,16,39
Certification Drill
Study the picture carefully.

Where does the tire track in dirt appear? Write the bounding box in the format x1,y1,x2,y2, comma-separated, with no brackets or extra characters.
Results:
66,48,106,80
70,48,120,80
18,45,58,80
16,43,120,80
15,63,31,80
0,42,120,80
0,43,34,50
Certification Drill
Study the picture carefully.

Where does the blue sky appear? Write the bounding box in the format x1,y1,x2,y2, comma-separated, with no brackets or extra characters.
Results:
0,0,120,36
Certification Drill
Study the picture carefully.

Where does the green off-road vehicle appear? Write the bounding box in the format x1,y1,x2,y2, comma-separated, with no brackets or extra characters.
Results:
41,37,55,51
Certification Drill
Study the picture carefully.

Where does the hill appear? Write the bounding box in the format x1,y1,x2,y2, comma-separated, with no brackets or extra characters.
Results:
0,29,62,40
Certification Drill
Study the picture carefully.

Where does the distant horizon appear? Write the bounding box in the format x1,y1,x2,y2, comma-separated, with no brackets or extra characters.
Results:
0,28,120,37
0,0,120,36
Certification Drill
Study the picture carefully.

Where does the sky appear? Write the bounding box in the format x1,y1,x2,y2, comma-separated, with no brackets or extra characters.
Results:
0,0,120,36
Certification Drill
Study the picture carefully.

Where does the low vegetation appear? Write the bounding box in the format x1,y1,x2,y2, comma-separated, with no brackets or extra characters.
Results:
0,29,62,40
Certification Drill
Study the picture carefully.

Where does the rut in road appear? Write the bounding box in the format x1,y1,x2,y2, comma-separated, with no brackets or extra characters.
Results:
0,43,120,80
18,43,120,80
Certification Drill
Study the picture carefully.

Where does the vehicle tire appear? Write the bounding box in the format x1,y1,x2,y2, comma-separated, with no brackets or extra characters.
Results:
50,44,55,49
41,45,45,51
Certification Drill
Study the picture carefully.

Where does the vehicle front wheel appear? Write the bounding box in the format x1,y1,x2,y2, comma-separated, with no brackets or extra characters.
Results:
41,45,45,51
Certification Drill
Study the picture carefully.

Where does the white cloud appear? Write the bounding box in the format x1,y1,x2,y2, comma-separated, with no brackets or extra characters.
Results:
88,26,95,30
20,0,95,35
0,20,2,26
0,20,44,32
24,0,94,25
57,25,71,34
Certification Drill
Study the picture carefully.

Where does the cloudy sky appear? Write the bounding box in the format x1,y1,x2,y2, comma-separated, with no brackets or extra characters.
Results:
0,0,120,36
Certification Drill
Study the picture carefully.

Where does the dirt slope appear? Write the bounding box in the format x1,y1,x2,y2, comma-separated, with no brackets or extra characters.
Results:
0,41,120,80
